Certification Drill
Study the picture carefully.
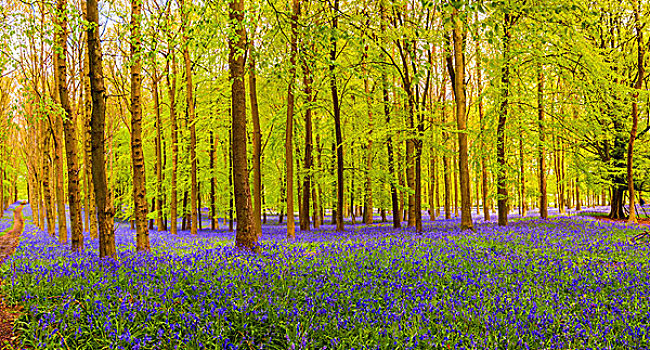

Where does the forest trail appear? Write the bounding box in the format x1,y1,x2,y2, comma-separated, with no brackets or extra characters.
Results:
0,203,26,349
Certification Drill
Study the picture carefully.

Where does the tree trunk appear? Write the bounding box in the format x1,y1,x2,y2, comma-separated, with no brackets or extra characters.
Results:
131,0,149,251
628,0,644,224
442,81,451,220
42,126,55,236
80,5,97,237
249,46,262,234
86,0,116,258
497,13,513,226
452,11,473,230
379,0,400,229
181,0,198,235
53,113,67,242
210,131,218,229
152,64,165,231
54,0,83,250
429,153,436,220
166,50,179,235
230,0,260,250
519,124,526,217
285,0,299,239
537,63,548,219
228,136,234,231
330,0,344,232
362,45,373,224
300,51,313,231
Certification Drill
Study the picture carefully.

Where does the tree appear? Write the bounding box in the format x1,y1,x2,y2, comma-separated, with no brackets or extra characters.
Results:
537,62,548,219
131,0,149,251
249,44,262,234
230,0,260,250
330,0,344,232
285,0,299,240
86,0,116,258
300,41,314,231
497,11,516,227
627,0,644,224
451,8,473,231
54,0,83,251
181,0,198,235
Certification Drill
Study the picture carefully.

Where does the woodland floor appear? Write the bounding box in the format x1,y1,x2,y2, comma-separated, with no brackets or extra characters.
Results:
1,204,650,349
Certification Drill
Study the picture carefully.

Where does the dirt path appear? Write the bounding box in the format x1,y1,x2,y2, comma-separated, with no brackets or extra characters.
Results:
0,204,26,349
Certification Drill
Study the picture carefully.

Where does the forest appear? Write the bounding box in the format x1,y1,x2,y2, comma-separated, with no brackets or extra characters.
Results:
0,0,649,348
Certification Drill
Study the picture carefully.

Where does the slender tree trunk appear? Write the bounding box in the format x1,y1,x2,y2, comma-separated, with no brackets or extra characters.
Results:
350,146,356,225
434,156,440,218
330,0,344,232
519,124,526,217
313,134,322,229
286,0,299,239
379,0,400,228
54,0,83,250
554,137,563,212
149,198,155,230
52,113,67,242
300,52,313,231
537,63,548,219
429,152,436,220
363,45,373,225
152,65,165,231
453,158,459,217
131,0,149,251
628,0,644,224
166,51,179,235
86,0,116,258
576,181,581,211
210,131,218,229
230,0,259,250
228,136,234,231
181,190,189,230
497,13,513,226
180,0,198,235
42,127,55,235
442,80,451,220
249,46,262,234
452,11,473,230
80,6,97,237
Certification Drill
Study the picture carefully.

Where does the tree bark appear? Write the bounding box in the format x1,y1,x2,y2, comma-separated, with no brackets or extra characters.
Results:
330,0,344,232
80,2,97,238
230,0,259,250
181,0,198,235
131,0,149,251
249,45,262,234
300,50,313,231
152,64,165,231
497,13,513,226
86,0,116,258
52,111,67,242
537,63,548,219
210,131,218,229
441,79,452,220
628,0,644,224
362,52,374,224
380,0,400,229
286,0,299,239
166,49,179,235
42,122,55,235
54,0,83,251
452,10,473,231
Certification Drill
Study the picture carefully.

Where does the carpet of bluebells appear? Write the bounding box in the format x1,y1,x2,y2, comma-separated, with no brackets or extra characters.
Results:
2,204,650,349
